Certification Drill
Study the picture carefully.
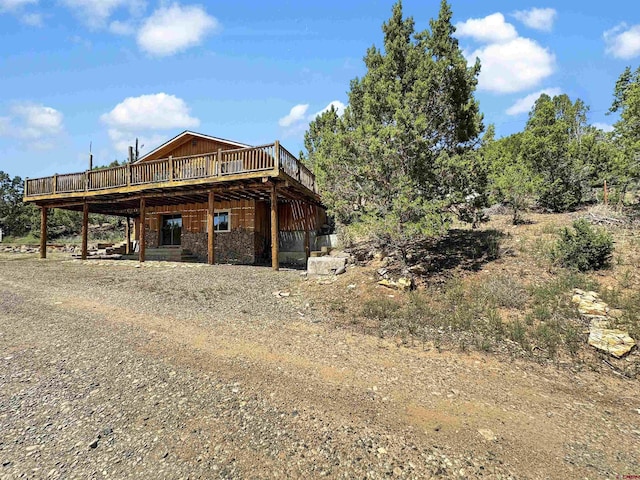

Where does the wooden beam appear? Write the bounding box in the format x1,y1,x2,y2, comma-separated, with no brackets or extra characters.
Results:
271,182,279,271
39,206,47,259
125,217,131,254
139,197,146,263
207,190,215,265
81,202,89,260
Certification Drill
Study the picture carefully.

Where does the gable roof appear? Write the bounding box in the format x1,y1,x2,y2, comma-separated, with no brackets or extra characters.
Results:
136,130,252,163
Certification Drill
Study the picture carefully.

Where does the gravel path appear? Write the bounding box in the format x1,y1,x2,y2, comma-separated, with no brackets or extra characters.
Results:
1,254,638,479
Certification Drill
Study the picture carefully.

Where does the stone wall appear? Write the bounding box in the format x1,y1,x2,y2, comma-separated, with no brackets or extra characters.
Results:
145,226,159,248
181,229,256,264
215,229,255,264
182,231,207,260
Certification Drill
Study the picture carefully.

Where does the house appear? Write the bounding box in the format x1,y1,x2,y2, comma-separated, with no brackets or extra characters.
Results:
23,131,326,269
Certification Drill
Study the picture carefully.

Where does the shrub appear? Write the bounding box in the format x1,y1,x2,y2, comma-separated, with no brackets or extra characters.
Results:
553,219,613,271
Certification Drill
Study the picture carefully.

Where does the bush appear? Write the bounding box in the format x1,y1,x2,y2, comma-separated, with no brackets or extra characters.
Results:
553,219,613,271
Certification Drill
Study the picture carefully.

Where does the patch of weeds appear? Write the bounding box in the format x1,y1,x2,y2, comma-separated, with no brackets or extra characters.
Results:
540,223,560,235
479,274,529,309
483,308,505,340
563,324,583,357
327,299,347,314
508,319,530,352
361,297,400,321
533,322,561,359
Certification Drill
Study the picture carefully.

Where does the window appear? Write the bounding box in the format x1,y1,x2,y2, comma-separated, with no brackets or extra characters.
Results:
214,210,230,232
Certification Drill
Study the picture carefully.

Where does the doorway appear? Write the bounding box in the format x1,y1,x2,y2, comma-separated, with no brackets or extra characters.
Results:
161,214,182,246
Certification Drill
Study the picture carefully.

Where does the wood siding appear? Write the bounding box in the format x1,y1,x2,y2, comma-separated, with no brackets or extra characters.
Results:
141,136,243,162
145,200,256,233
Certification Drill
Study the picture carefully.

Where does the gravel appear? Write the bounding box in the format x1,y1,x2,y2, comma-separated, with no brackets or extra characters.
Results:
1,254,638,478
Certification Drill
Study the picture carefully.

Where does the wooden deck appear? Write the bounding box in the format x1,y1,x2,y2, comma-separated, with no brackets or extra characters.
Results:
24,142,317,202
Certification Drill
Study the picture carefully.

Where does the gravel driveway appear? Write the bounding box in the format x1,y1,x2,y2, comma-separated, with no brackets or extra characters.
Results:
1,255,638,479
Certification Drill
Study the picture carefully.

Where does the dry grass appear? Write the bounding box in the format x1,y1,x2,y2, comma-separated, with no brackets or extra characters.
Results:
304,211,640,374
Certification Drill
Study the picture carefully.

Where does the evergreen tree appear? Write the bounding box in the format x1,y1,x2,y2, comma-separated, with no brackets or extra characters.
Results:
305,0,484,259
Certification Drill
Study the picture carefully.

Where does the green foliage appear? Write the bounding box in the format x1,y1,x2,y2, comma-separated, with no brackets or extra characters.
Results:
0,171,36,237
608,66,640,200
520,94,590,212
304,1,485,259
553,219,614,271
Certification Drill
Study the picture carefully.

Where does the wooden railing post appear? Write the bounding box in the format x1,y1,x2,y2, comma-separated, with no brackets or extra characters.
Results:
52,174,57,195
168,156,174,181
217,148,222,176
126,163,131,187
274,140,280,174
24,178,29,197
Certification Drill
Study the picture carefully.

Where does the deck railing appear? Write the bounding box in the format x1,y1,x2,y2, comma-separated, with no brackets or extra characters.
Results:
25,142,318,198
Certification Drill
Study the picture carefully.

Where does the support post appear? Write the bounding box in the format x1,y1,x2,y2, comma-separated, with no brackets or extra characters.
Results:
604,180,609,205
304,228,310,260
125,217,131,254
271,182,279,271
207,190,215,265
168,156,174,181
139,197,146,263
274,140,280,174
81,202,89,260
39,206,47,259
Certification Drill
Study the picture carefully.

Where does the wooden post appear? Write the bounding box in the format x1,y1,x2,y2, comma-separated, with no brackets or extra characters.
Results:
207,190,215,265
271,182,279,271
217,148,223,175
168,156,174,181
139,197,146,263
39,206,47,259
274,140,280,174
24,177,29,197
126,163,131,187
125,217,131,254
52,174,58,194
604,180,609,205
304,228,310,260
81,202,89,260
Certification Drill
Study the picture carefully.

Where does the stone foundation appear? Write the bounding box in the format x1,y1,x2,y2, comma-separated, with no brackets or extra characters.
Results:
181,229,257,264
145,227,159,248
182,231,207,261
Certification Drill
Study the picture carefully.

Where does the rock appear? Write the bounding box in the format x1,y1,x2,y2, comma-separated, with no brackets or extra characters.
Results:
378,277,414,292
477,429,497,442
88,439,99,449
588,328,636,358
307,256,346,276
334,265,346,275
377,447,387,454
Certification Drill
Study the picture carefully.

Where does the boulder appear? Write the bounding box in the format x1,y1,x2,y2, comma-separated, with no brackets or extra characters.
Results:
588,328,636,358
378,277,414,292
307,256,346,276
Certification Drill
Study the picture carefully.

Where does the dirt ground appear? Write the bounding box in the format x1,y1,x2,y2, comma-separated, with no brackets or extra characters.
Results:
1,253,639,479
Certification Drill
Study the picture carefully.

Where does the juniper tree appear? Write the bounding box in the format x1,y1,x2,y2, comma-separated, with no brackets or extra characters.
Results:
304,0,484,259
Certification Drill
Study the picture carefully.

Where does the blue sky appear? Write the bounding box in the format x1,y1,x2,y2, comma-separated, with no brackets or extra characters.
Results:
0,0,639,180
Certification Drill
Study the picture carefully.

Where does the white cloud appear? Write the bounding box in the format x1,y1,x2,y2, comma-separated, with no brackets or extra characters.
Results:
513,8,557,32
109,19,135,35
137,3,218,57
456,13,517,44
310,100,346,120
468,37,555,94
0,0,37,11
593,122,614,132
506,87,561,115
21,11,42,25
604,23,640,59
59,0,146,29
101,93,199,131
278,104,309,127
0,103,64,148
458,13,556,94
101,93,199,154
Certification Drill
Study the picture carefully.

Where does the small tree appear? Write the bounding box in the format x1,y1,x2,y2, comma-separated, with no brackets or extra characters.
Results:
493,162,540,225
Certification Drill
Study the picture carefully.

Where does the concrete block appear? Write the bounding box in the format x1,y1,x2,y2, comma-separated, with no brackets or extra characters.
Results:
307,256,346,275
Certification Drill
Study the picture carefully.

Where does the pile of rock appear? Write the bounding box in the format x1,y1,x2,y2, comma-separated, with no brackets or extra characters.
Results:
572,289,636,358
